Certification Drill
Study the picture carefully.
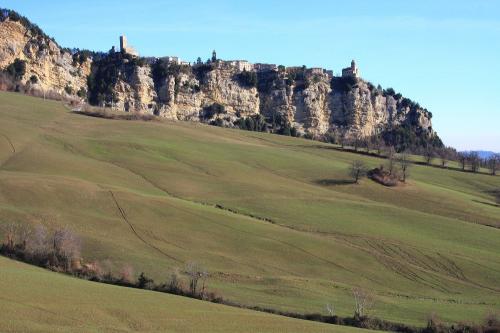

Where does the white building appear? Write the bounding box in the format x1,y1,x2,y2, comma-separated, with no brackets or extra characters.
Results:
227,60,254,72
160,56,189,66
254,63,278,72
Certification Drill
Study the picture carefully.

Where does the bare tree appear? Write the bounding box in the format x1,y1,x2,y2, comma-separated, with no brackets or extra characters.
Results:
487,154,499,176
353,133,362,152
185,262,208,296
120,264,135,283
468,152,480,173
167,267,183,292
424,147,435,165
364,137,372,153
349,160,368,183
16,224,33,250
397,151,411,182
338,128,348,149
458,152,467,171
326,303,335,317
52,227,81,269
385,146,396,175
437,149,449,168
26,224,49,257
352,287,375,318
1,223,18,251
373,135,385,156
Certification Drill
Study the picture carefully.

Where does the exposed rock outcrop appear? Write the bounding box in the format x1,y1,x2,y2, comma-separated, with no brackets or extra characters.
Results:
0,9,440,148
0,18,90,96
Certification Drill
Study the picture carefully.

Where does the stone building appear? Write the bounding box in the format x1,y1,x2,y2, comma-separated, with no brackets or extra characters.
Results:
342,60,359,78
254,63,278,72
308,68,324,75
227,60,253,72
119,35,139,57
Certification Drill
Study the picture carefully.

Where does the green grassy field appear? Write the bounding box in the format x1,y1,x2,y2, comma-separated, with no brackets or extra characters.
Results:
0,92,499,329
0,256,367,332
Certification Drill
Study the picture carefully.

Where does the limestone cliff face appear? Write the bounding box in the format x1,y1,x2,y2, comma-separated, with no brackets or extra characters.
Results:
83,59,437,140
113,64,156,113
154,65,260,123
0,12,436,144
0,19,90,96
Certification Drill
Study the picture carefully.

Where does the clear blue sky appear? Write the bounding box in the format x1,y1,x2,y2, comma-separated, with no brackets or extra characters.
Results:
3,0,499,151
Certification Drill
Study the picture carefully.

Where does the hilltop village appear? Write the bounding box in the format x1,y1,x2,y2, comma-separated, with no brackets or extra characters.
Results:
0,10,440,151
114,35,358,79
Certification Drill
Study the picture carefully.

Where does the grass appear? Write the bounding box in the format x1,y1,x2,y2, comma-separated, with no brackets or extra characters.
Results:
0,256,366,333
0,91,499,328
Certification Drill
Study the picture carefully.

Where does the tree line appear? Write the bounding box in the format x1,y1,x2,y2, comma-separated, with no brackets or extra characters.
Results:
1,221,499,333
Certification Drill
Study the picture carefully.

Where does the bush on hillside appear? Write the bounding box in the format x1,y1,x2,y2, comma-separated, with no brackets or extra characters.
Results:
235,70,258,88
5,59,26,80
331,76,358,93
368,166,399,187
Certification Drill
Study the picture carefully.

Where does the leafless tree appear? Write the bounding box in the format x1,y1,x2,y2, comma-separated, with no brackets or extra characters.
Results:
468,152,480,173
338,128,348,149
17,224,33,250
385,146,396,175
326,303,335,317
26,224,49,257
373,135,385,156
487,154,499,176
349,160,368,183
458,152,467,171
120,264,135,283
353,133,362,152
352,287,375,318
397,151,411,182
168,267,183,292
437,149,449,168
424,147,435,165
185,262,208,296
52,227,81,269
101,259,114,279
1,223,17,251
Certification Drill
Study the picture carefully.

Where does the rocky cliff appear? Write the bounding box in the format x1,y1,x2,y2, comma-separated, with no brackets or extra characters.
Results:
0,9,441,149
0,15,90,96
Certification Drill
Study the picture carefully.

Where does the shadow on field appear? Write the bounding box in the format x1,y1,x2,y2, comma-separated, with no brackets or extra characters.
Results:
472,200,499,208
315,179,356,186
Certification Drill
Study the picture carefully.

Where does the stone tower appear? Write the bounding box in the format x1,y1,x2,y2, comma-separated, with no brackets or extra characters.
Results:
342,59,360,78
120,35,127,53
212,50,217,62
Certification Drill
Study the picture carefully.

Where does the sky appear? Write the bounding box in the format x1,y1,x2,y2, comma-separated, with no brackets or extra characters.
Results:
2,0,499,151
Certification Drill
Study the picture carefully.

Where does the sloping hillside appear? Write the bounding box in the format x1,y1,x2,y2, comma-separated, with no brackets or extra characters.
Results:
0,92,499,327
0,257,366,332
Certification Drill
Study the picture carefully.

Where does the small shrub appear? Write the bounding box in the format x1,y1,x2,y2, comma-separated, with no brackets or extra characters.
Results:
331,76,358,93
368,166,399,187
64,85,73,95
137,272,154,289
5,58,26,80
236,70,258,88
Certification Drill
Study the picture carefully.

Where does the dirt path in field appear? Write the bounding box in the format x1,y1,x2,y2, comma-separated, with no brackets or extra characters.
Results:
108,190,183,263
0,133,15,153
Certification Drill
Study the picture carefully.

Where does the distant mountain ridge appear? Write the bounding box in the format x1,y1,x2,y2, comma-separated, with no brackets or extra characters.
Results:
461,151,498,159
